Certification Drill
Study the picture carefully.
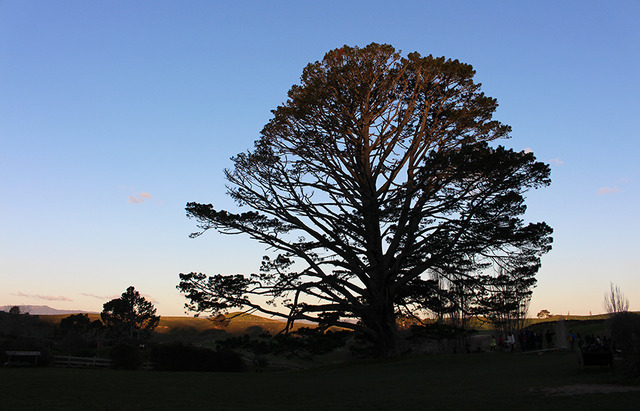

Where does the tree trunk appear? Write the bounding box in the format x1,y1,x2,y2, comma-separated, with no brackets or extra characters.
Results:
362,299,402,357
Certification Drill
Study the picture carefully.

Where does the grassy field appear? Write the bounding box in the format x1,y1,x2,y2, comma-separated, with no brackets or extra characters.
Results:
1,350,638,410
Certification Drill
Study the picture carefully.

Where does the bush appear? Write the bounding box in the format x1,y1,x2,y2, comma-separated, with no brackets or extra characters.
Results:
151,342,245,372
291,328,351,355
608,312,640,377
110,342,143,370
57,332,93,357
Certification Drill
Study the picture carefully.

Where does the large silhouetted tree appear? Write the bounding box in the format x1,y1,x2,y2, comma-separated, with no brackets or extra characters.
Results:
101,286,159,340
178,43,552,356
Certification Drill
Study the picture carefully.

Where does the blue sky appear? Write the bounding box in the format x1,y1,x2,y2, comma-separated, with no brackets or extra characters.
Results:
1,0,638,316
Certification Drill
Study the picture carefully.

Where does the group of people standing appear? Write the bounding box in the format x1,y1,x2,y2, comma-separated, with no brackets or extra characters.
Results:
489,334,515,351
489,328,555,352
568,330,610,352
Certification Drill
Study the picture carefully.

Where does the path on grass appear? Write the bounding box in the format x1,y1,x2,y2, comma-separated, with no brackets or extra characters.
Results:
532,384,640,396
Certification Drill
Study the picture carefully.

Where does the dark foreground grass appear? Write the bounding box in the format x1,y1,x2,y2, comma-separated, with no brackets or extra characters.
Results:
1,351,638,410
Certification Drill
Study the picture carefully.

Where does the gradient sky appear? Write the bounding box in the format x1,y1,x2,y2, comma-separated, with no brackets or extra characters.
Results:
1,1,638,317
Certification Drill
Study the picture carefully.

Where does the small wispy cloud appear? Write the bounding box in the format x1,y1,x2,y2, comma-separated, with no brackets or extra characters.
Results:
141,293,159,305
82,292,156,305
597,187,620,195
596,178,630,195
549,158,564,165
120,185,154,204
524,148,533,154
81,292,116,300
14,292,72,302
128,192,153,204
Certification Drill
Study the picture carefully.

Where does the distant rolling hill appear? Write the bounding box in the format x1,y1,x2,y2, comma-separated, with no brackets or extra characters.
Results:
0,305,97,315
32,310,311,336
154,312,312,335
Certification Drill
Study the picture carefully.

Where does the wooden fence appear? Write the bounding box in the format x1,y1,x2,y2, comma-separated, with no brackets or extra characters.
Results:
53,355,112,368
52,355,155,370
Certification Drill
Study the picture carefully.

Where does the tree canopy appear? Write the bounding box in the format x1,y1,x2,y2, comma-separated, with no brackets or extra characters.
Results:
178,43,552,356
101,286,160,340
59,313,104,336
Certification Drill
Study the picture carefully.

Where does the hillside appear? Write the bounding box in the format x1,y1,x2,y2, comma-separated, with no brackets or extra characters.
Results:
0,305,96,315
37,311,310,336
155,312,309,335
32,310,625,338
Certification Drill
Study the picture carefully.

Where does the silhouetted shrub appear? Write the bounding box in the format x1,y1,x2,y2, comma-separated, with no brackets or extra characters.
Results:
110,342,143,370
0,311,55,341
292,328,351,355
58,332,91,356
199,328,229,340
59,314,92,333
151,342,245,372
245,325,266,337
608,312,640,377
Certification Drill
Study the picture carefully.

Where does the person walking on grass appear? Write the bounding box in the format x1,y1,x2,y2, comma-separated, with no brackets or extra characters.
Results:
508,333,516,352
568,330,576,350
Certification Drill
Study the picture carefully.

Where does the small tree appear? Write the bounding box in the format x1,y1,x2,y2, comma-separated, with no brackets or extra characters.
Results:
58,313,104,355
59,313,104,338
60,313,92,332
101,286,160,340
604,282,629,315
479,266,534,336
537,309,551,319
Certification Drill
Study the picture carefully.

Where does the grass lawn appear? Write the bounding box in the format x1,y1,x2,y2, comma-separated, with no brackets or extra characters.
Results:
1,350,638,410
